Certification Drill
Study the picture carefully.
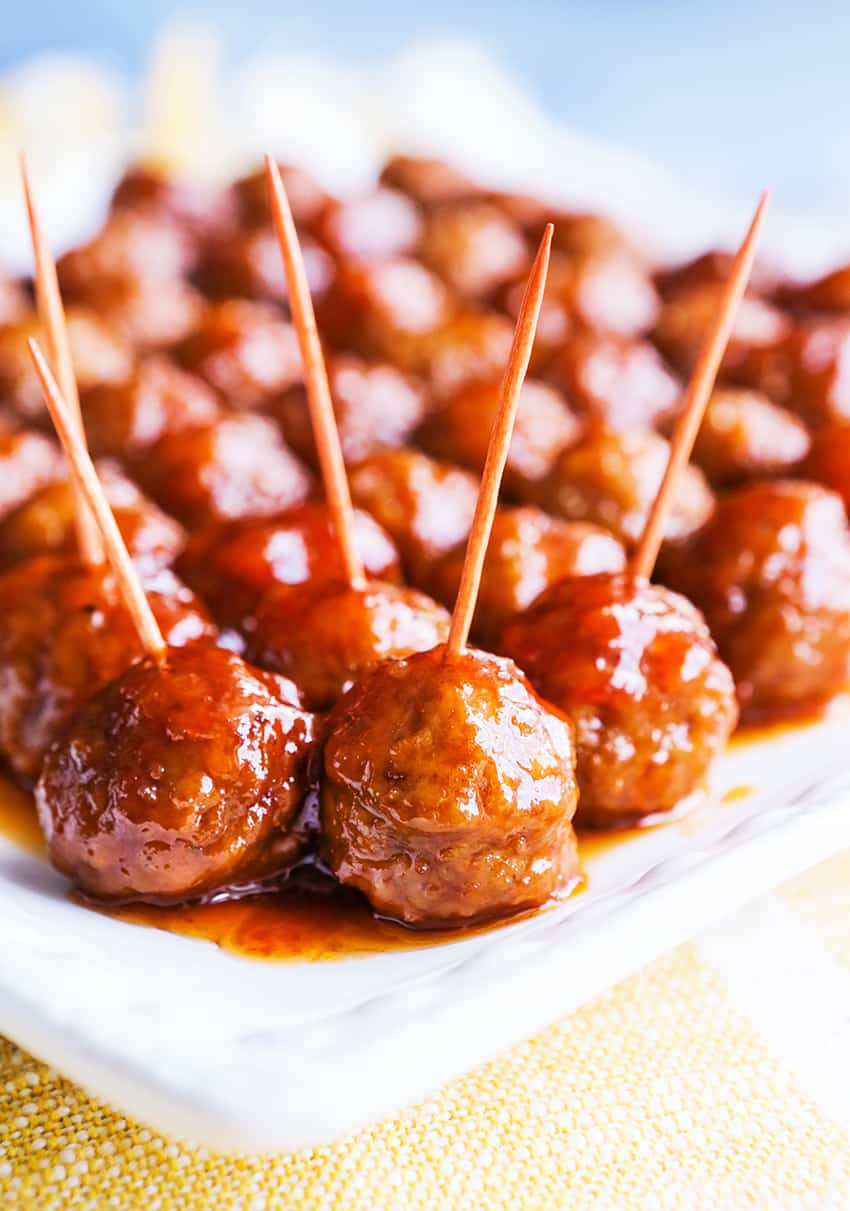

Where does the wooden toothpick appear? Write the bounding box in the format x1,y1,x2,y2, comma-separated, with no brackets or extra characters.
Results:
630,192,769,583
20,152,105,566
265,154,365,589
28,339,167,664
444,224,553,660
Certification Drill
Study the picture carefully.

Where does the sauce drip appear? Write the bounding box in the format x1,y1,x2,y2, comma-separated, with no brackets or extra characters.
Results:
0,774,45,856
0,744,771,963
94,871,468,961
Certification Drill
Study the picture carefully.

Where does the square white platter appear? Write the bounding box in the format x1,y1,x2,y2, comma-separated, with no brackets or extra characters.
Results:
1,713,849,1153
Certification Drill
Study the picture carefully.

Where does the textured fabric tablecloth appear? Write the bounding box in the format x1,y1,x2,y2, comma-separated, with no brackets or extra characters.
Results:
2,850,850,1210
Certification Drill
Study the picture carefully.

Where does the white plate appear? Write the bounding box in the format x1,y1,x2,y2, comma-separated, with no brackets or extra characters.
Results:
1,710,849,1153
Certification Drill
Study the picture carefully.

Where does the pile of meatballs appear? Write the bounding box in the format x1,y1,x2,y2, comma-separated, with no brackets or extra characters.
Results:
0,154,848,930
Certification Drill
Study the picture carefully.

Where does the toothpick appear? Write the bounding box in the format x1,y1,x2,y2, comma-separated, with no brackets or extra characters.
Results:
444,224,553,660
20,152,105,566
28,339,167,664
630,192,769,582
265,154,365,588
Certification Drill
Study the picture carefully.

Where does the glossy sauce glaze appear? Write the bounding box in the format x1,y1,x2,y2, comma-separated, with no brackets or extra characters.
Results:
0,713,825,962
0,767,581,959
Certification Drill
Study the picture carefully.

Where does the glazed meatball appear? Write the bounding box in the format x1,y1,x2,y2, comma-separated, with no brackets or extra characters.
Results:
688,388,810,486
501,573,738,827
316,257,454,357
777,263,850,313
534,427,714,550
418,202,529,301
802,422,850,514
172,301,303,408
0,309,132,426
653,281,790,377
248,579,451,710
551,332,681,431
348,448,479,586
229,162,329,229
80,356,219,459
314,187,423,264
0,463,186,575
661,481,850,721
416,376,580,499
534,248,659,339
379,155,478,207
80,274,205,350
0,424,63,522
429,506,626,648
272,354,428,468
407,309,516,398
0,558,213,781
193,225,335,306
110,164,223,230
740,318,850,427
550,211,633,259
176,502,400,633
655,249,782,299
321,646,580,926
36,644,317,902
57,207,195,295
135,412,313,528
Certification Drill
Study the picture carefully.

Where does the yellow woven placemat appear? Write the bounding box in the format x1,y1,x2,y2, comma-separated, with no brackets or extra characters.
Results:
3,851,850,1210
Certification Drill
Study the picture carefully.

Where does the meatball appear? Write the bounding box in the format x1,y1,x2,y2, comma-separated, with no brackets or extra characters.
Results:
802,422,850,513
80,356,219,459
193,225,335,306
655,249,782,299
661,480,850,721
316,257,454,357
0,463,186,575
314,187,423,264
0,309,132,426
229,162,329,229
110,164,223,230
36,644,317,903
653,281,790,377
136,412,313,528
429,506,626,648
740,318,850,427
551,332,681,431
406,309,516,398
176,502,400,632
688,387,810,486
0,424,63,522
248,579,450,710
416,377,580,499
0,558,213,781
778,263,850,313
57,208,195,295
537,248,659,339
80,274,205,350
379,155,478,207
321,646,580,926
534,427,714,550
348,448,479,586
550,212,633,259
501,573,738,827
272,354,428,468
418,202,529,301
172,301,303,408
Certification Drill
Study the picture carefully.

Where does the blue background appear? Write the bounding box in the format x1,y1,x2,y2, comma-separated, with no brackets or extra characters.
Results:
0,1,842,209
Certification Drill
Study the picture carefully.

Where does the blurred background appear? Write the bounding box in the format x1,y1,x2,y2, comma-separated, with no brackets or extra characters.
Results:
0,1,845,266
